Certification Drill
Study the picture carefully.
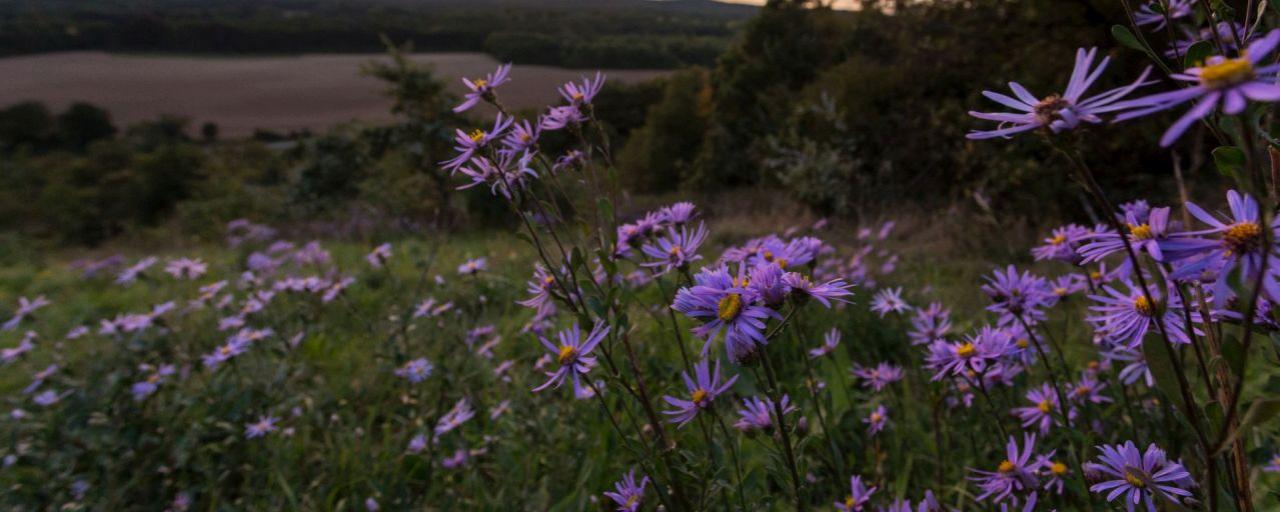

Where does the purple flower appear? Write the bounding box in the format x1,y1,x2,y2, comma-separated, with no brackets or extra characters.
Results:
603,468,648,512
661,358,738,426
244,415,279,438
116,256,158,285
366,243,392,268
834,475,876,511
982,266,1053,326
734,394,796,431
1116,29,1280,146
967,47,1153,139
926,326,1015,381
783,272,852,307
453,63,511,113
457,257,488,276
539,105,587,131
456,153,538,199
1134,0,1194,31
559,72,605,106
202,337,250,369
130,364,175,402
1012,383,1073,434
414,297,454,319
908,302,952,345
660,202,697,225
3,296,50,331
442,113,513,171
809,328,841,359
1088,280,1199,347
441,448,470,469
672,265,777,363
1264,454,1280,473
1032,224,1091,263
863,405,888,436
532,322,609,395
968,434,1043,503
1087,441,1194,510
434,398,475,436
852,362,904,392
870,287,910,317
641,222,708,274
165,258,208,280
501,119,539,154
1036,456,1070,495
1070,373,1112,405
394,358,434,383
407,434,428,454
1171,190,1280,307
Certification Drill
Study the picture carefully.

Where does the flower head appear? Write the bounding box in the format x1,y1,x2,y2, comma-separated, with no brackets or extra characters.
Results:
968,434,1043,503
834,475,877,511
532,322,610,395
454,63,512,113
734,394,796,431
662,359,738,426
1087,441,1194,510
603,468,648,512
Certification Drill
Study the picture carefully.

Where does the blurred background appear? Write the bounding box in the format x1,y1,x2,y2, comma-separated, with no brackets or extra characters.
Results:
0,0,1185,256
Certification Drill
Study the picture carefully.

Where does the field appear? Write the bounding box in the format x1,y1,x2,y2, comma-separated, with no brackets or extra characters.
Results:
5,0,1280,511
0,52,668,137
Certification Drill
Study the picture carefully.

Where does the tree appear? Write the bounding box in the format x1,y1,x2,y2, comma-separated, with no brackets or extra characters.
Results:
56,102,116,151
0,102,54,152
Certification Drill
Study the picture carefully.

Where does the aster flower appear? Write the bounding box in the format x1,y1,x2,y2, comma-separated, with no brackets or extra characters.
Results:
501,119,539,154
926,326,1016,381
1171,190,1280,306
1104,346,1155,386
1116,29,1280,146
1035,456,1070,495
870,287,910,317
908,302,952,345
489,400,511,419
982,266,1053,326
1013,383,1074,434
517,264,566,319
540,105,587,131
1069,373,1112,404
782,272,852,307
202,337,250,369
852,362,904,392
1263,454,1280,472
1088,441,1194,510
3,295,50,331
457,257,488,276
967,47,1153,139
747,263,789,307
835,475,876,511
413,297,454,319
165,258,208,280
442,113,513,171
116,256,158,285
532,322,609,395
1079,206,1202,266
559,72,605,106
1166,21,1249,59
1088,280,1199,347
366,243,392,268
603,468,648,512
453,62,511,113
672,265,777,363
456,153,538,199
244,415,279,438
1134,0,1194,31
1048,274,1088,301
406,434,428,454
640,222,708,274
434,398,475,436
661,358,739,426
1032,224,1091,263
33,389,67,407
130,364,176,402
441,448,470,469
660,202,697,225
809,328,841,359
734,394,796,431
863,405,888,436
968,434,1043,503
394,358,433,383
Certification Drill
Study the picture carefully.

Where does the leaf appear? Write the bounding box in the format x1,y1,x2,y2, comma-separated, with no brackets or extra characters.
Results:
1212,146,1246,177
1215,397,1280,455
1220,333,1245,378
1112,25,1147,53
1183,40,1214,69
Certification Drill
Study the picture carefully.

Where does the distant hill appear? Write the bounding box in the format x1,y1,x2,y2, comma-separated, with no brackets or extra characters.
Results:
0,0,759,69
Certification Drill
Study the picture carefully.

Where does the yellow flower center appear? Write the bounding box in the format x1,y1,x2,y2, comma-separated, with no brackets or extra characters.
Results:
1050,233,1067,245
1224,221,1262,255
572,92,585,102
998,460,1016,473
220,346,233,356
1033,94,1071,124
692,388,709,405
557,345,578,365
844,496,856,508
474,78,488,88
669,246,683,257
1133,295,1157,316
1075,385,1091,397
1051,462,1067,475
1199,56,1255,89
871,412,883,423
1054,287,1068,296
1037,400,1052,413
147,374,161,383
1124,469,1147,488
468,129,486,143
1088,360,1100,370
1089,271,1102,281
1017,338,1029,349
717,294,743,322
626,494,639,507
1128,223,1153,240
956,342,977,358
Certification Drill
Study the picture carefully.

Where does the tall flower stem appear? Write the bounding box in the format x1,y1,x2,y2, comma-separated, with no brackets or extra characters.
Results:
760,347,806,511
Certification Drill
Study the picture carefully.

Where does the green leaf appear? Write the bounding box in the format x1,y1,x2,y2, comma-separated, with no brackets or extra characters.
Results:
1220,333,1245,378
1215,397,1280,455
1183,40,1214,69
1212,146,1246,177
1112,25,1147,53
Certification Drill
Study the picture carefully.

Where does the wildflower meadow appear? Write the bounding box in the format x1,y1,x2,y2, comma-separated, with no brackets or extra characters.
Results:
7,1,1280,511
